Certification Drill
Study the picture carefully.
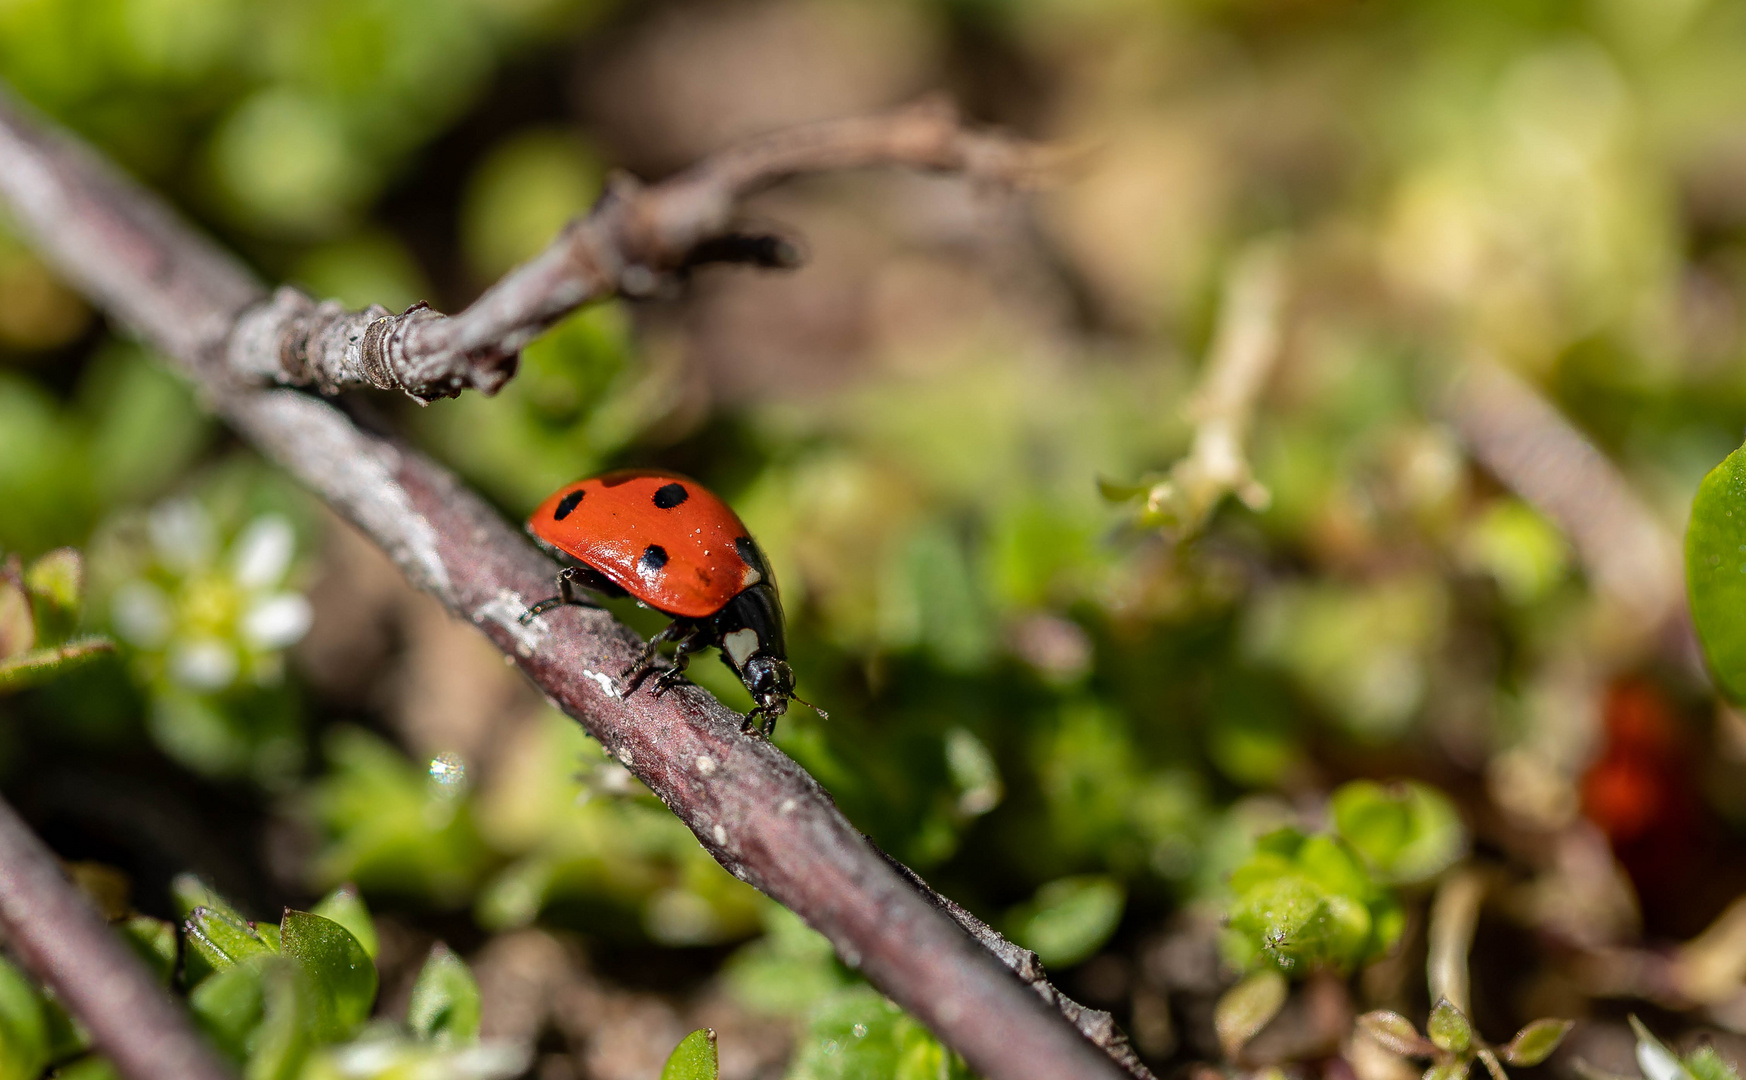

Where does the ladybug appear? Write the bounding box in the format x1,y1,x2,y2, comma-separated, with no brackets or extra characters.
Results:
520,469,815,734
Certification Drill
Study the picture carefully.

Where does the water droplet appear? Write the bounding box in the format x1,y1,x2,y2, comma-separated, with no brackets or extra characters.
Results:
429,752,466,789
821,1039,841,1056
852,1023,868,1039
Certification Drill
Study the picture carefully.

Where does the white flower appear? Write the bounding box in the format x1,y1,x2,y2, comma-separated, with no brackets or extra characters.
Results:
168,637,240,692
230,514,296,590
112,501,315,696
241,593,312,650
111,580,172,649
147,499,216,573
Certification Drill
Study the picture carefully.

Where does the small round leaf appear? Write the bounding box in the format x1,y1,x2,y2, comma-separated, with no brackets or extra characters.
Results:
1216,969,1288,1059
661,1029,720,1080
1502,1019,1574,1067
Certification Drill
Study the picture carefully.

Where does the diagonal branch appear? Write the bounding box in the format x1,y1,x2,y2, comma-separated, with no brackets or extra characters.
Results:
0,86,1141,1080
225,97,1049,402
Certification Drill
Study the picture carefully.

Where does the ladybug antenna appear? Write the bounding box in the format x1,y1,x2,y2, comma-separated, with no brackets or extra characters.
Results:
789,692,828,720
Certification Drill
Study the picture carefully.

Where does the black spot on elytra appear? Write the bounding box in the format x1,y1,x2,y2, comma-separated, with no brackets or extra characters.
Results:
652,482,688,509
553,490,584,520
640,544,669,573
735,536,763,570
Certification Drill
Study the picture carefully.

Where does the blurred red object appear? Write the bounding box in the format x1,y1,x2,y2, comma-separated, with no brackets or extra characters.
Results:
1583,680,1691,843
1581,678,1707,932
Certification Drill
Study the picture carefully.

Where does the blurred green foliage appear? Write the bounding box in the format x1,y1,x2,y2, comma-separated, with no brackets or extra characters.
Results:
0,0,607,239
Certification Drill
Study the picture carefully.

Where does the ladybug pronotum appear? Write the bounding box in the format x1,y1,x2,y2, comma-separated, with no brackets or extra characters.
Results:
521,469,812,734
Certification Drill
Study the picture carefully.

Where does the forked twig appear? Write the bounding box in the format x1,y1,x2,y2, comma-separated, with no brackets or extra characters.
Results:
226,97,1050,402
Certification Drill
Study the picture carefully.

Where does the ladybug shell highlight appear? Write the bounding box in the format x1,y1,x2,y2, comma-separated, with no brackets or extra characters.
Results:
527,469,769,619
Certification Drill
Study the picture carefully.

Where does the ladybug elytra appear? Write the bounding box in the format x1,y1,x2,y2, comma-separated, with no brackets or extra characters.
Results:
521,469,813,734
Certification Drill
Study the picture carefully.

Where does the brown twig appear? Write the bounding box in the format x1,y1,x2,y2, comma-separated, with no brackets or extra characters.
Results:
1139,239,1287,535
0,87,1136,1080
225,97,1048,402
0,793,232,1080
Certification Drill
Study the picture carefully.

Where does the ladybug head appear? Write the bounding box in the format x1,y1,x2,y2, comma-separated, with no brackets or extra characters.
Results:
742,654,795,717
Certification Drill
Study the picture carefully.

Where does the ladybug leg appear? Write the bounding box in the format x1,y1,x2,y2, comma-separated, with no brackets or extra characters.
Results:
621,620,691,695
741,705,775,738
521,567,591,623
651,629,705,697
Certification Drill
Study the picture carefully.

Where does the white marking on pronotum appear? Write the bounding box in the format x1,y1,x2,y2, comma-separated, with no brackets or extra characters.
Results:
722,627,759,668
475,589,547,656
740,565,762,588
713,824,728,845
580,670,620,699
695,755,717,775
253,392,452,601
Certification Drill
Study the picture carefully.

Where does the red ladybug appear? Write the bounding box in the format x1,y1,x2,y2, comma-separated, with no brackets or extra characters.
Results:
521,469,808,733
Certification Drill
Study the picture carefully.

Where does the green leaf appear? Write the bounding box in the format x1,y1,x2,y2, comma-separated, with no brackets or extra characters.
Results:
23,548,82,617
0,955,48,1080
661,1029,719,1080
51,1056,120,1080
1501,1019,1573,1067
1224,833,1395,976
1007,875,1125,968
1687,444,1746,701
246,959,314,1080
310,885,377,960
1215,969,1288,1058
118,916,178,985
1358,1011,1435,1058
896,1022,973,1080
1428,999,1474,1057
1331,780,1466,885
723,905,851,1017
0,638,112,694
407,944,480,1046
1425,1060,1470,1080
278,910,376,1040
171,874,240,922
188,958,268,1063
1685,1047,1741,1080
41,993,90,1064
0,571,33,661
184,905,276,978
1097,476,1152,503
786,987,971,1080
189,955,320,1078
